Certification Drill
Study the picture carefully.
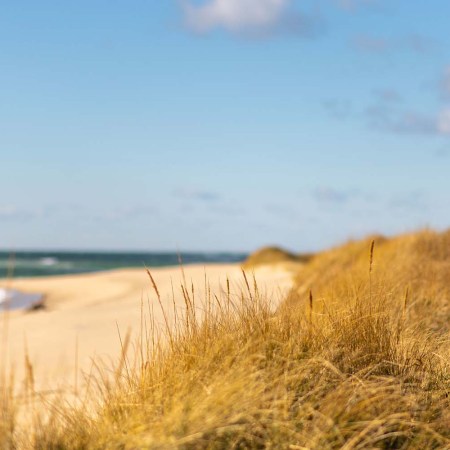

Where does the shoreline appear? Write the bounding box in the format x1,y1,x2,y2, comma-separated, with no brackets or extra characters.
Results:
0,260,246,281
1,263,294,395
0,251,247,280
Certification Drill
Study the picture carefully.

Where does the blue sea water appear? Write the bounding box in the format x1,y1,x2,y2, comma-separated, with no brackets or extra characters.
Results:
0,251,247,311
0,251,247,279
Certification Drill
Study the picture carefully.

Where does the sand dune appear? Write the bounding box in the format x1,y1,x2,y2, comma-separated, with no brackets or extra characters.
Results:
0,264,293,394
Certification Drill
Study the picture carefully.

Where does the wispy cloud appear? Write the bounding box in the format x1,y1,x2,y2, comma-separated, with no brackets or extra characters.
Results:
363,66,450,137
365,107,450,136
437,108,450,135
180,0,321,38
372,88,403,103
313,187,360,204
365,105,438,135
388,190,429,212
435,66,450,135
172,188,221,203
353,33,434,55
440,66,450,99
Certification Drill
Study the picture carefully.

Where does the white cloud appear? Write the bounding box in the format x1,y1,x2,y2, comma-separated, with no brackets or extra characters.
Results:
182,0,290,34
437,108,450,135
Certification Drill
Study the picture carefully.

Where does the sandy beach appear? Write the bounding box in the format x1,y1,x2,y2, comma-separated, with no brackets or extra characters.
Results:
0,263,294,395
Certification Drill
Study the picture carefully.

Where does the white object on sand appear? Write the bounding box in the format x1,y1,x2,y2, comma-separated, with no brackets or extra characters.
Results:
0,288,43,310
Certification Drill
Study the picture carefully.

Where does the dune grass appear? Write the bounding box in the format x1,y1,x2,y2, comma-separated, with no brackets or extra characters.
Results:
2,229,450,449
243,246,313,268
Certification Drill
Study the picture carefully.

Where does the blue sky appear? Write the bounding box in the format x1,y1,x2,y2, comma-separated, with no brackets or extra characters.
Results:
0,0,449,252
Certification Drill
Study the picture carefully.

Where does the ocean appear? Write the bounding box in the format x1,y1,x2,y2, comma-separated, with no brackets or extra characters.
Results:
0,251,247,279
0,251,247,311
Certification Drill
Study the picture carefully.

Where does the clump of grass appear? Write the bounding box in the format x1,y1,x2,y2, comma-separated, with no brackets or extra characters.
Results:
2,229,450,448
243,246,313,268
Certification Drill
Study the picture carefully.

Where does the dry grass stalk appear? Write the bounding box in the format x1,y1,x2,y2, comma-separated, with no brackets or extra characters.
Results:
369,239,375,274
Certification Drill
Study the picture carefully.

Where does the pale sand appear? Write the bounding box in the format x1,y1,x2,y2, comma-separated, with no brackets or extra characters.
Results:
0,264,294,395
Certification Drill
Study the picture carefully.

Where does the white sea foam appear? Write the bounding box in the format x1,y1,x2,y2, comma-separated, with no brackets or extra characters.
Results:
39,257,59,266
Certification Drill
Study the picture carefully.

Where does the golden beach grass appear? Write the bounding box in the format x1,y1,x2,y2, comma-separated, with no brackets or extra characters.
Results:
2,229,450,449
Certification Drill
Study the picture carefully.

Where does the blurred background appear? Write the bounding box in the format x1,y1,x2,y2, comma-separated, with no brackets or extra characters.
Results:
0,0,449,253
